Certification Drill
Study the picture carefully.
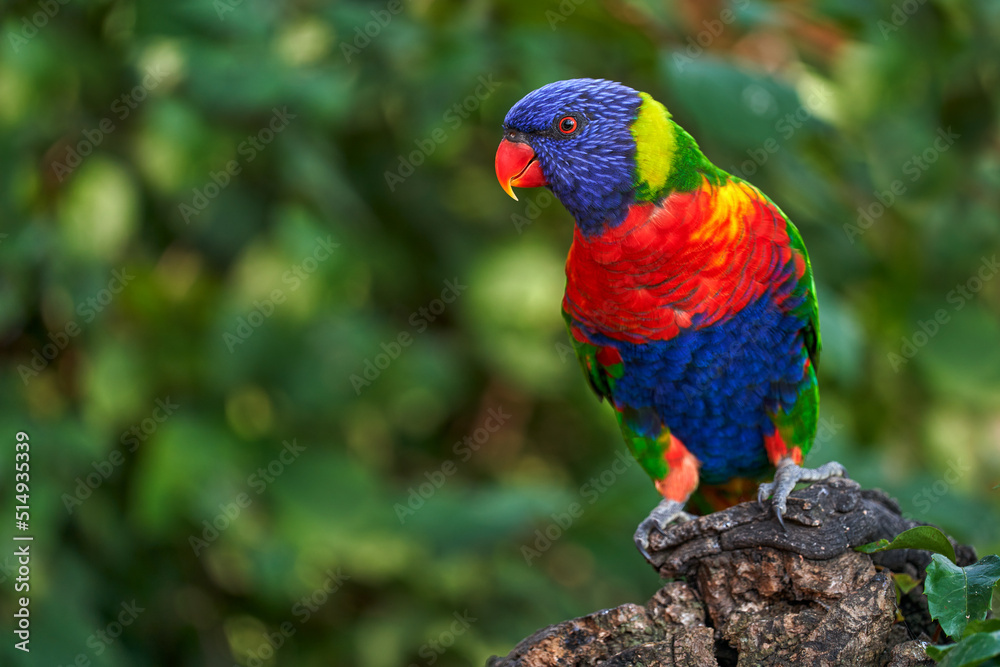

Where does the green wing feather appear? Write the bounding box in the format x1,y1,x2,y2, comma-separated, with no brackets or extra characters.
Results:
763,193,822,459
783,213,822,370
561,308,669,481
562,308,617,401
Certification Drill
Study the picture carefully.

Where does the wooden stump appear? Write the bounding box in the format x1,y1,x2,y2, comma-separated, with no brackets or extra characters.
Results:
488,478,976,667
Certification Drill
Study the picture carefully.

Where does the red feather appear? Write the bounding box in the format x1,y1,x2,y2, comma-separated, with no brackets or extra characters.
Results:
563,178,800,342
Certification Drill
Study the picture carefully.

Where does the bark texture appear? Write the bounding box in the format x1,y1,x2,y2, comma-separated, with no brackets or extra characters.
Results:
488,478,975,667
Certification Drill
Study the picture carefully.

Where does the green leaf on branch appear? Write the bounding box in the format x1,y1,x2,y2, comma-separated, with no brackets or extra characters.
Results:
925,554,1000,640
964,619,1000,637
856,525,957,564
926,630,1000,666
893,572,921,595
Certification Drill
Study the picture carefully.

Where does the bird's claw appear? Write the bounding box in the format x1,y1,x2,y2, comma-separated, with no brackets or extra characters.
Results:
634,499,694,562
757,460,847,531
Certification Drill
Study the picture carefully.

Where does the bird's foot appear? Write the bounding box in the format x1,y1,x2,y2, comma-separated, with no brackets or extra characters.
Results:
634,499,695,562
757,460,847,530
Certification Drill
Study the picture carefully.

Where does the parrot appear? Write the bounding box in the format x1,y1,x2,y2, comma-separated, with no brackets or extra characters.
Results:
493,78,845,560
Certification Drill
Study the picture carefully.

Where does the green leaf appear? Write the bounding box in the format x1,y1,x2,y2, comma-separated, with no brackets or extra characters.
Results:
856,526,957,564
894,572,921,595
926,643,951,660
965,619,1000,638
926,630,1000,666
925,554,1000,640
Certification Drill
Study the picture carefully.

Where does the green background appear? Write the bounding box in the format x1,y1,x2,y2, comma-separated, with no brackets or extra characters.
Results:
2,0,999,664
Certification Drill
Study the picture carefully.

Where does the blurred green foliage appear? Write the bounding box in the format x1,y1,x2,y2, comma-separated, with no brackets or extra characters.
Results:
2,0,1000,664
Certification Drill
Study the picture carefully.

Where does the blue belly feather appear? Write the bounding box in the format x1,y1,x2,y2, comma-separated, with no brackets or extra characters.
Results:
579,290,810,484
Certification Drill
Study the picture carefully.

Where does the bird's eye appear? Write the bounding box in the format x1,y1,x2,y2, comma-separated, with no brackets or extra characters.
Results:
558,115,578,134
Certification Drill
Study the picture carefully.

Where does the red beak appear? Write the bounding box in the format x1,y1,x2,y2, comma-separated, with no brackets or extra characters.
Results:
495,138,547,201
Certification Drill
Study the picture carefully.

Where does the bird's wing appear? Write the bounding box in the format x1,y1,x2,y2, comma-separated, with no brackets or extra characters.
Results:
562,308,670,481
784,214,822,370
746,183,822,459
562,307,619,402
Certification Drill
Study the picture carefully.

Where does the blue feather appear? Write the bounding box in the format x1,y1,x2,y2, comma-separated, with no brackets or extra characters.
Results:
577,292,807,484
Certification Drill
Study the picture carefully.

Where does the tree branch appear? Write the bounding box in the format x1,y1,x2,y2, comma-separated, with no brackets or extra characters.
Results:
488,478,976,667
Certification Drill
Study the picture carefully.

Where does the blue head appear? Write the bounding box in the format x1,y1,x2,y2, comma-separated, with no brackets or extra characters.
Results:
496,78,644,235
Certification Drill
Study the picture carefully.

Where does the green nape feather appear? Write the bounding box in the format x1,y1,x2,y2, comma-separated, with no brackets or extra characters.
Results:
630,92,727,200
630,93,675,198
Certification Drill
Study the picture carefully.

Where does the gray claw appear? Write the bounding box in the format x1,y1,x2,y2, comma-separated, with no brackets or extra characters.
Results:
634,499,694,561
758,460,846,530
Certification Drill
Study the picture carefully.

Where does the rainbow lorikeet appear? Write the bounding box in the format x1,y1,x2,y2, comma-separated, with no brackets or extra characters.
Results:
494,79,845,560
